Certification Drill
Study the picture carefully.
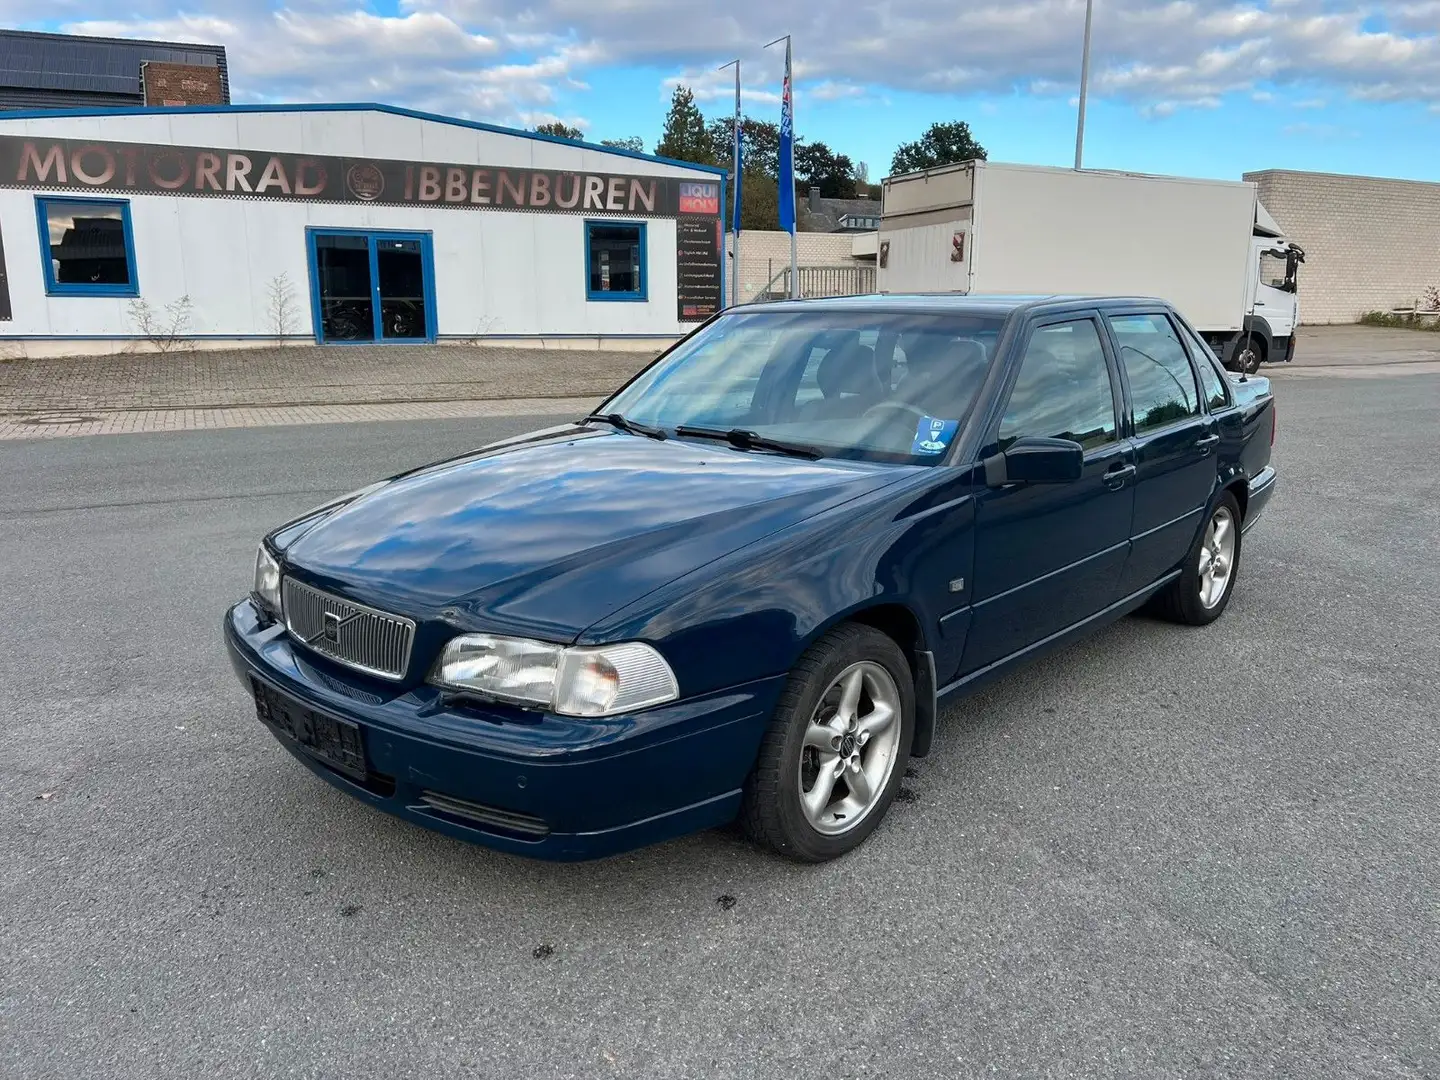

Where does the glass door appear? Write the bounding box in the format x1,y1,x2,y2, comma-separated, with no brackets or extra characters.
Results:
376,238,429,341
309,230,435,344
314,234,375,342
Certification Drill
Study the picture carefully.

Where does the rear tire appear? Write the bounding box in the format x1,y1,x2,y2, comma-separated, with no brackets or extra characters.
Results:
1149,491,1243,626
740,624,914,862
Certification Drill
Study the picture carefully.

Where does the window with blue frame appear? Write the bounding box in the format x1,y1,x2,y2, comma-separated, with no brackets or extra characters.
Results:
36,197,138,296
585,221,646,301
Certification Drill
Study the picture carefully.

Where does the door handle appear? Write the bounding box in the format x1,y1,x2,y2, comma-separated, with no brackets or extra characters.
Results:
1195,433,1220,455
1103,463,1136,489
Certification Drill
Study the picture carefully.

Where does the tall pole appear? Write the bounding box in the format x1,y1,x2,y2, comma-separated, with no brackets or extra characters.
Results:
766,34,797,298
719,58,742,307
1074,0,1094,170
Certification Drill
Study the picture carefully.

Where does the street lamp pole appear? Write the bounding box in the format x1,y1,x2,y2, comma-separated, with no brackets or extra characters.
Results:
1074,0,1094,170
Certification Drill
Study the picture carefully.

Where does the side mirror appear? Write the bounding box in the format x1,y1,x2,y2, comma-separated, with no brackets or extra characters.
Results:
983,436,1084,487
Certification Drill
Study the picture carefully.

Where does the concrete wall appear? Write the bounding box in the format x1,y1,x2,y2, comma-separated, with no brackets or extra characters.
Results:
728,230,862,302
1245,169,1440,324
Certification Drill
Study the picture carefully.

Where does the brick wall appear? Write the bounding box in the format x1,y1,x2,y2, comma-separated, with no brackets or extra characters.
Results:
728,230,864,301
1244,169,1440,324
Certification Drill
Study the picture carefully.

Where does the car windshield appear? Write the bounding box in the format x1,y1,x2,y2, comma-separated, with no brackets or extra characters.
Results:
601,309,1005,464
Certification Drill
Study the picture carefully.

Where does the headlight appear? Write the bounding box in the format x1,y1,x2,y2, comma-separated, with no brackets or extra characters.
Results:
430,634,679,717
253,544,282,615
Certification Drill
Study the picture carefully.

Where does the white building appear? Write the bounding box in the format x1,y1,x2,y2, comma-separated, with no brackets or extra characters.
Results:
0,103,727,355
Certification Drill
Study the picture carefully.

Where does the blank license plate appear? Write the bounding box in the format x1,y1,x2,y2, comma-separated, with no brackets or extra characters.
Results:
252,679,368,781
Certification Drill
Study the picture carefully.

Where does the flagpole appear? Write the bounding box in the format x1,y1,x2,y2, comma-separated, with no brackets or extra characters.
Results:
719,58,742,307
766,34,796,299
1074,0,1094,169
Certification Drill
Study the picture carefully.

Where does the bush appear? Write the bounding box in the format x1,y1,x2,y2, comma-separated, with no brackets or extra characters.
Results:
1358,310,1440,331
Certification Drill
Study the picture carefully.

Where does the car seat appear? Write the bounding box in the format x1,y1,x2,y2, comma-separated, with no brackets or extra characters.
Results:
796,338,886,422
895,338,989,420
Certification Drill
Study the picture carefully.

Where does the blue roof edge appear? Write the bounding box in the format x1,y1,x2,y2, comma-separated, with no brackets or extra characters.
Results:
0,101,729,176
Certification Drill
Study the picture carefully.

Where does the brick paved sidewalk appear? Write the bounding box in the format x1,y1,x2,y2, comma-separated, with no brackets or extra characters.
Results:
0,395,603,441
0,343,657,415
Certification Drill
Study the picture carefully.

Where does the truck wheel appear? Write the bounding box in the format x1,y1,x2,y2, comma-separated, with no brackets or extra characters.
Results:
740,624,914,862
1232,335,1265,374
1149,491,1243,626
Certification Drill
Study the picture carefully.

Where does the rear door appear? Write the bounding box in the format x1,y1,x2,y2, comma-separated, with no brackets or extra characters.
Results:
1105,311,1219,595
961,314,1134,674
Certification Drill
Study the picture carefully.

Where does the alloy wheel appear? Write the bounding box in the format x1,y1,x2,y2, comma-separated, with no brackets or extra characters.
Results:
797,661,903,836
1198,506,1237,609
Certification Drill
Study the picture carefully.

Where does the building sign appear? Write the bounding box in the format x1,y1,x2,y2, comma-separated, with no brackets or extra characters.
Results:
141,62,225,107
0,220,10,321
0,135,721,222
676,216,723,322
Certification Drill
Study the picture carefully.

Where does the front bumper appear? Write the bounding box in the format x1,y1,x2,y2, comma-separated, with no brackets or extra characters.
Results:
223,599,781,860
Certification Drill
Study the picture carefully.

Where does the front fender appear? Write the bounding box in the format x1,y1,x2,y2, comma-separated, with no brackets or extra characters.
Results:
582,470,971,704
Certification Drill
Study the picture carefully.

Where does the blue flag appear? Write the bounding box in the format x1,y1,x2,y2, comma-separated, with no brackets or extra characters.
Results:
777,39,795,234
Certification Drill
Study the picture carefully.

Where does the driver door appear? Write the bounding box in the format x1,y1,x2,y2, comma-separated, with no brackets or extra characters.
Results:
960,315,1135,675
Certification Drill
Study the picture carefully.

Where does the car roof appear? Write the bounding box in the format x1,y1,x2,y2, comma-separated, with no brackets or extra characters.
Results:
732,293,1174,318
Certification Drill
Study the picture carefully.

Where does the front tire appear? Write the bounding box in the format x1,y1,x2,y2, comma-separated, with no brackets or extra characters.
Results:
1149,491,1243,626
741,624,914,862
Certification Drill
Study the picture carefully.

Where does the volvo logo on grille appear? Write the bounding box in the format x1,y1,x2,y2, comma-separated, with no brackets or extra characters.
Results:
312,609,360,646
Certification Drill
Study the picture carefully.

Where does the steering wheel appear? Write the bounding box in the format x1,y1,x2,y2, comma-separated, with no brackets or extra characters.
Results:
862,402,929,426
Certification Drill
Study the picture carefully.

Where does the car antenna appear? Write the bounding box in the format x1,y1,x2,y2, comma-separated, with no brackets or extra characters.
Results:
1237,202,1260,384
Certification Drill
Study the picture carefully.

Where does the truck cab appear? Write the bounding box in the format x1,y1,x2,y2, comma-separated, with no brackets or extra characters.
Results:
1234,202,1306,370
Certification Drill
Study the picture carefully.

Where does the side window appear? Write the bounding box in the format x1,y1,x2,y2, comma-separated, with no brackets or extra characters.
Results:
998,319,1117,451
1108,313,1201,433
585,221,646,301
37,196,138,296
1177,321,1231,411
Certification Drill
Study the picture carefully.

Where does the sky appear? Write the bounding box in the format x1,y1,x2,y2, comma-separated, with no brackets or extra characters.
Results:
8,1,1440,184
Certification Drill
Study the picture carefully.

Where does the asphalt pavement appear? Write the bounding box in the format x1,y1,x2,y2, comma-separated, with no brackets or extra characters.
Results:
3,375,1438,1079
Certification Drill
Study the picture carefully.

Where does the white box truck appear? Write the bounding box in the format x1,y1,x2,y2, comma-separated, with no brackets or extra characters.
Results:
875,161,1305,372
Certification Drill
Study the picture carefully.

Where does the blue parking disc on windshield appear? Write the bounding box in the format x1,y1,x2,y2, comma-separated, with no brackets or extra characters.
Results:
912,417,958,455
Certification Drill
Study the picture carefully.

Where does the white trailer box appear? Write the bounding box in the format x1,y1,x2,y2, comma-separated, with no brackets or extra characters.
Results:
877,161,1260,337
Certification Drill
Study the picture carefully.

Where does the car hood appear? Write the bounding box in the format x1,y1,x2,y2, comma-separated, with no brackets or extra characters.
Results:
281,428,904,641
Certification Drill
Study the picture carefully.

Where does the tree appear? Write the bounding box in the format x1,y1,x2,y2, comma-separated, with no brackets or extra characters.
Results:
656,85,713,165
736,170,780,232
795,140,858,199
890,120,987,176
600,136,646,153
533,121,584,141
706,116,781,179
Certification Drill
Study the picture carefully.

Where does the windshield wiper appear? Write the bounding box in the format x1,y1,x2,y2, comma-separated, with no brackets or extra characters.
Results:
674,425,823,460
579,412,667,440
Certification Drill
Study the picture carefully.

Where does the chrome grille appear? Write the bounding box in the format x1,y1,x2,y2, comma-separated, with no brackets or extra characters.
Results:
282,578,416,681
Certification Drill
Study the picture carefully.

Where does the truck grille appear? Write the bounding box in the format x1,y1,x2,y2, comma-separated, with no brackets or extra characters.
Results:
282,578,416,681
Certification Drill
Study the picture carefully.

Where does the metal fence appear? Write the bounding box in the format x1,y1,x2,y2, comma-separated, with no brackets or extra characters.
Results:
753,263,876,303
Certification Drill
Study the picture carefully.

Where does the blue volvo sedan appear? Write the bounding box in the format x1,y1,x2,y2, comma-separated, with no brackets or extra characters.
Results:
225,295,1277,862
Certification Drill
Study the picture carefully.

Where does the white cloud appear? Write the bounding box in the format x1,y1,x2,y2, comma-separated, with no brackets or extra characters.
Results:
3,0,1427,126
